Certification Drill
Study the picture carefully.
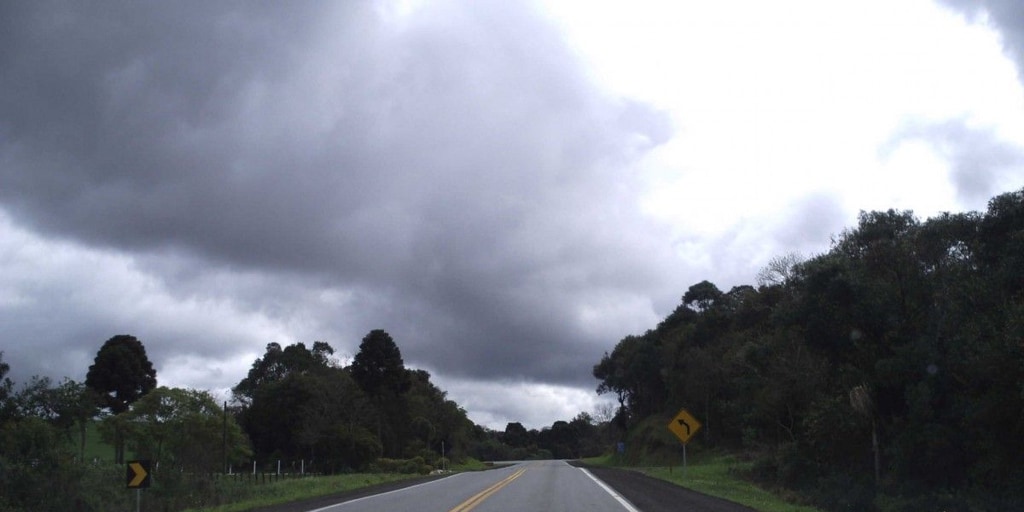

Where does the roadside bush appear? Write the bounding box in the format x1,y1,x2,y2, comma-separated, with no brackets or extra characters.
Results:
371,456,432,474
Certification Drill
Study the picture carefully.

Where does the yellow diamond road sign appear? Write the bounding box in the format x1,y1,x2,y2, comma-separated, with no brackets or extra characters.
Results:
668,408,702,445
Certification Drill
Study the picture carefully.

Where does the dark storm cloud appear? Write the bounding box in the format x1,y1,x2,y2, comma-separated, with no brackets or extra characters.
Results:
0,1,674,386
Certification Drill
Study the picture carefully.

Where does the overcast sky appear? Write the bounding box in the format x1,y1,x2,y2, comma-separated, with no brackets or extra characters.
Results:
2,0,1023,430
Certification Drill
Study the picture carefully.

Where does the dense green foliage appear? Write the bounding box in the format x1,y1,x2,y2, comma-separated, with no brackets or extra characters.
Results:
592,188,1024,511
85,334,157,415
232,333,476,473
85,334,158,464
465,414,608,462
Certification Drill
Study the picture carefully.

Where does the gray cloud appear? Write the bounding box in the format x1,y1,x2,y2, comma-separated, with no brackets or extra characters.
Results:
938,0,1024,80
881,118,1024,205
0,1,676,391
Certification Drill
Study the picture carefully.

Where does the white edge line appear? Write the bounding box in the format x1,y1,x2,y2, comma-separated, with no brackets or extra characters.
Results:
306,472,465,512
579,467,641,512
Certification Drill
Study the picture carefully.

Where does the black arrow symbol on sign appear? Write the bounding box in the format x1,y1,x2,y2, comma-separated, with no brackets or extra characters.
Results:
677,419,691,436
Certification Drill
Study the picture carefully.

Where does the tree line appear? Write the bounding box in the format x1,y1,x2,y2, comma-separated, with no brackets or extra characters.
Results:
0,327,608,511
592,188,1024,511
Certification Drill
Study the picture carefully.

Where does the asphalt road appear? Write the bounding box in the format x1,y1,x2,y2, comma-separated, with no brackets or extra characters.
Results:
254,460,755,512
305,460,636,512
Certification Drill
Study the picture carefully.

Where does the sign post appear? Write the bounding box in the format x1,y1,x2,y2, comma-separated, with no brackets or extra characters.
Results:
126,459,151,512
667,408,702,475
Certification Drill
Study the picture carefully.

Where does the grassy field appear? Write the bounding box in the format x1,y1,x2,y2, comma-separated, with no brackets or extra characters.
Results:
585,453,823,512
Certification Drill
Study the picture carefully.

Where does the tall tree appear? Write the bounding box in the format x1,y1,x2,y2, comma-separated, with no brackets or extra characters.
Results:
350,330,408,398
85,335,157,414
683,280,723,312
85,334,157,462
350,330,410,457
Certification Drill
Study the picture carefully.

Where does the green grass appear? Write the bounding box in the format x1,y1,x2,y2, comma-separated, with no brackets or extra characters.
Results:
74,420,137,462
448,457,494,471
584,453,823,512
180,473,427,512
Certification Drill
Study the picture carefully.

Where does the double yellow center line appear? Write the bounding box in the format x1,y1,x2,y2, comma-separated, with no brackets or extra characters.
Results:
448,467,528,512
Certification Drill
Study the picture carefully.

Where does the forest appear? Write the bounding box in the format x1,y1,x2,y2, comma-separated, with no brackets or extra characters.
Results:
593,187,1024,510
1,187,1021,511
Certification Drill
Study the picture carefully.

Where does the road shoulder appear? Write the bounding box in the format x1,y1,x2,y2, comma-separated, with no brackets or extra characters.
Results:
567,460,756,512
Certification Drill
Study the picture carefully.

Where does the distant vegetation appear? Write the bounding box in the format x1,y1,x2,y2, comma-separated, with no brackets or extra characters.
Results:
0,329,607,511
592,187,1024,511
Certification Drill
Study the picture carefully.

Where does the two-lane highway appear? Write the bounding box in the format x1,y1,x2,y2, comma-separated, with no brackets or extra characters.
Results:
308,460,637,512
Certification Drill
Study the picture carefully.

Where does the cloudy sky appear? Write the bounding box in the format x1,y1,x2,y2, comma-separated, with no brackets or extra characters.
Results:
2,0,1023,429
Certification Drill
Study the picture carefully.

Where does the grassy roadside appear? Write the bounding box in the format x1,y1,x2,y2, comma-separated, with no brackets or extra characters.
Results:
583,453,823,512
180,473,427,512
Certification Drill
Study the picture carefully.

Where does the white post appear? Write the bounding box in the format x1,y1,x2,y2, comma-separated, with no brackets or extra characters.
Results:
277,459,281,475
253,460,256,475
301,459,305,475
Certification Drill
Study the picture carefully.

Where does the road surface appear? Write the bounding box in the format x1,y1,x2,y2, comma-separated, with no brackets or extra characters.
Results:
255,460,755,512
306,460,635,512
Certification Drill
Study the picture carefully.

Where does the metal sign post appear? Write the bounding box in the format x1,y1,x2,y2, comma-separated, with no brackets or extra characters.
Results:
126,460,151,512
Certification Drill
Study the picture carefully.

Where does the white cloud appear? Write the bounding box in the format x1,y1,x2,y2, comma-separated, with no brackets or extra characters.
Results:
432,374,616,430
546,0,1024,279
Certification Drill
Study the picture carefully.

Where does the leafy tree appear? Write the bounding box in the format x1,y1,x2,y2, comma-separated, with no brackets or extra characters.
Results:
593,188,1024,508
49,379,97,462
118,387,251,472
503,422,530,448
85,334,157,414
403,369,473,461
682,280,723,312
0,352,14,423
234,341,380,471
0,371,101,512
233,341,336,405
350,330,411,457
0,416,79,511
85,334,157,462
593,332,666,421
350,329,409,398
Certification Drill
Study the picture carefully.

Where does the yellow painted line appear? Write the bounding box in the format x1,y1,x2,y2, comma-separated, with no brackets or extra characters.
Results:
449,467,527,512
